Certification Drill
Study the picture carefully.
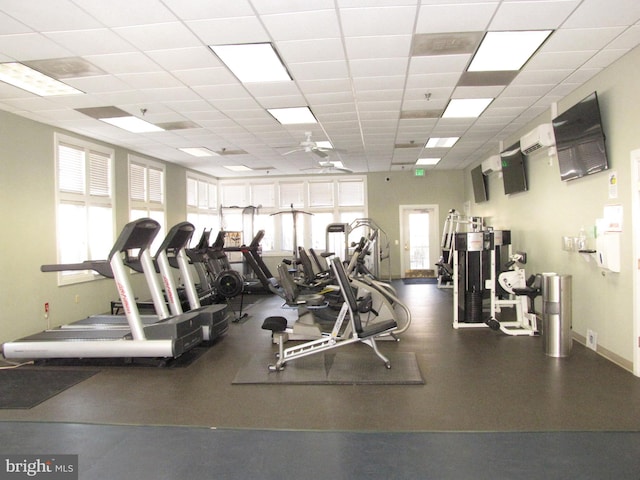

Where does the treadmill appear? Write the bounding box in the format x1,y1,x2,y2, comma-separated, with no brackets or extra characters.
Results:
69,222,230,341
2,218,202,360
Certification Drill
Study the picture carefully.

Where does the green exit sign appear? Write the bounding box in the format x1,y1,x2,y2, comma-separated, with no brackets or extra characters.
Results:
414,168,425,177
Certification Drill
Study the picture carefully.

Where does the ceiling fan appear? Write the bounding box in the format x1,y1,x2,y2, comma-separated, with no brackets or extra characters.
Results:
282,131,340,158
303,160,353,174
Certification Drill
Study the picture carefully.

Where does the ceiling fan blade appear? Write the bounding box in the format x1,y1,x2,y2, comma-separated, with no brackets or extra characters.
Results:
282,148,303,156
312,148,329,158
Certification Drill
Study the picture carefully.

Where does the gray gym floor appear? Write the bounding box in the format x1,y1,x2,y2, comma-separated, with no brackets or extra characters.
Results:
2,283,640,478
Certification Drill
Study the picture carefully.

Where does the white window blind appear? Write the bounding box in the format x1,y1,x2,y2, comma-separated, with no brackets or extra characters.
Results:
251,183,275,207
338,180,365,206
279,182,304,207
309,182,333,207
55,135,114,284
129,162,146,202
221,184,246,206
58,144,85,194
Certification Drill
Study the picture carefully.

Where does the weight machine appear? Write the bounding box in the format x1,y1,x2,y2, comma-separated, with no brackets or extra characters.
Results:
452,228,539,336
325,218,391,281
437,209,483,289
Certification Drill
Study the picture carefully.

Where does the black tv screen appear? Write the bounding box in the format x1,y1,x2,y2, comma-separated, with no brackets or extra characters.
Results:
471,165,488,203
552,91,609,182
501,142,527,195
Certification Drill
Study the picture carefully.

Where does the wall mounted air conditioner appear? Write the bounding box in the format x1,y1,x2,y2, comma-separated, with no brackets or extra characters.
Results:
520,123,555,155
481,155,501,175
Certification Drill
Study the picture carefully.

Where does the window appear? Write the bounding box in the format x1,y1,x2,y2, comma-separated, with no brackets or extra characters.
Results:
55,134,114,284
186,173,219,244
218,176,366,256
128,155,166,252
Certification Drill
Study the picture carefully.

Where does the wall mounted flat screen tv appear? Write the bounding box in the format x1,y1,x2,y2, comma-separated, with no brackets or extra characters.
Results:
501,142,527,195
552,91,609,182
470,165,488,203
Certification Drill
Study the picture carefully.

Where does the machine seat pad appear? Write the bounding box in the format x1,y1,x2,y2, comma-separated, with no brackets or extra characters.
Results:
358,319,397,338
261,316,288,332
298,293,325,306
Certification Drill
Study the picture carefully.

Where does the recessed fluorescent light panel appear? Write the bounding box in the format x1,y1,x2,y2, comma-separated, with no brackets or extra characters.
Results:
210,43,291,83
224,165,252,172
100,116,164,133
468,31,552,72
416,158,440,166
442,98,493,118
0,62,83,96
426,137,459,148
179,147,218,157
268,107,317,125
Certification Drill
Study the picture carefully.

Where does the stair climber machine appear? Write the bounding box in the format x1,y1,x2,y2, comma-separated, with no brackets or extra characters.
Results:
2,218,203,360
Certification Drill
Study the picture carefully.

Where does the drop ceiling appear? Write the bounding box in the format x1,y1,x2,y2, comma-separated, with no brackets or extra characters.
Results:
0,0,639,178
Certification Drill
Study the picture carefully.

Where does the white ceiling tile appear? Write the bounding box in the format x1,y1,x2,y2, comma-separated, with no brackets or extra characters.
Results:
43,29,136,56
607,25,640,49
276,38,346,64
416,3,499,33
408,55,470,75
162,0,255,20
0,11,32,34
349,58,409,77
511,69,572,86
84,52,163,74
172,68,237,87
340,6,417,37
251,0,336,15
542,27,627,53
296,78,353,94
0,0,103,31
344,35,412,59
117,72,184,89
563,0,640,28
583,49,628,69
187,17,269,45
287,61,350,81
261,10,342,41
73,0,177,26
244,82,302,98
405,73,460,89
490,1,580,30
352,76,406,91
0,33,72,61
65,75,132,93
145,48,221,71
114,23,203,51
524,50,597,71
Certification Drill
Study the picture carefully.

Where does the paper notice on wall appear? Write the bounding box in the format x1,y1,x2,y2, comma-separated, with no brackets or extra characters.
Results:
603,204,623,232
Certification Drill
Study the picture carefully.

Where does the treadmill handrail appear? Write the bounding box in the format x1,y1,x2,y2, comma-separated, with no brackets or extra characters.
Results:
40,218,161,277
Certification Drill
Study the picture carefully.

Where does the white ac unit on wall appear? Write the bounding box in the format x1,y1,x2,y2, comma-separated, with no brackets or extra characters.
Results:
520,123,555,155
481,155,501,175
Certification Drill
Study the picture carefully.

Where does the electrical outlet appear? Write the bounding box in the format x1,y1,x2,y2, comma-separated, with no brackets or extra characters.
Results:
75,294,80,304
586,329,598,351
